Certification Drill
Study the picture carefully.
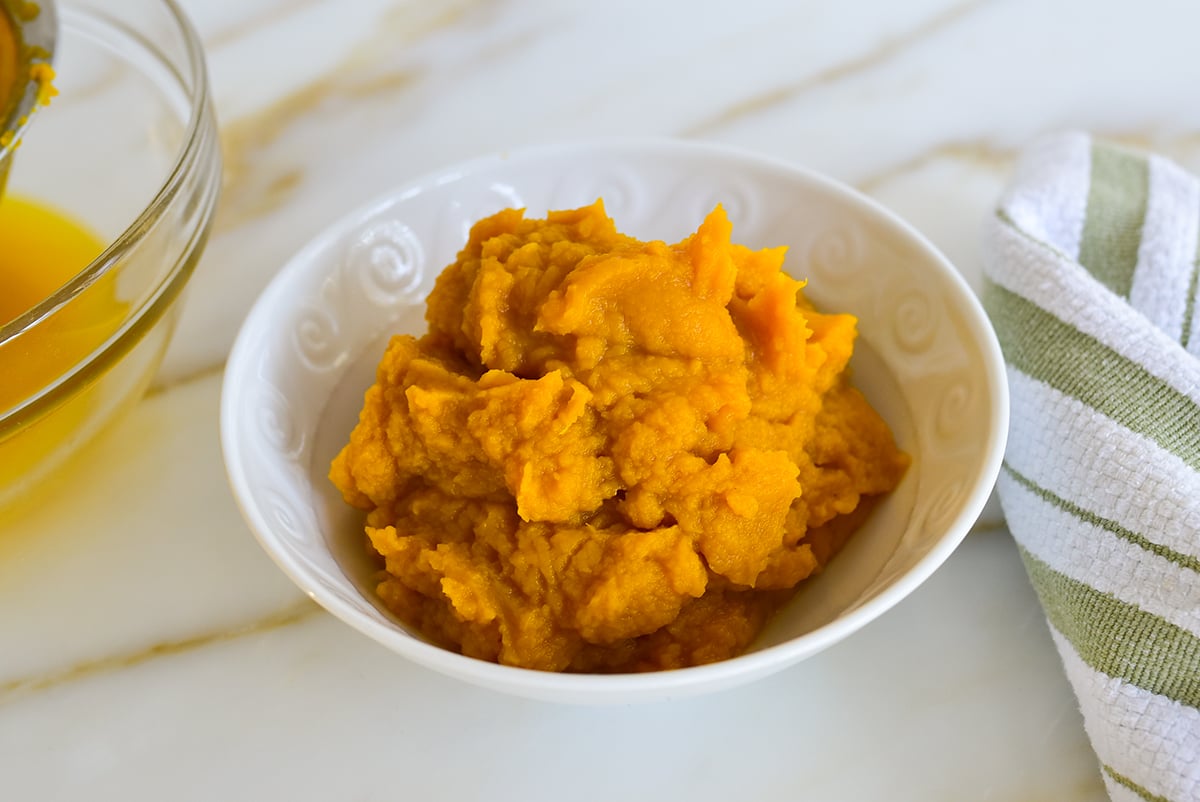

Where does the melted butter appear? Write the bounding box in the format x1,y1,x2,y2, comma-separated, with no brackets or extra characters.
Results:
0,196,109,322
0,196,126,506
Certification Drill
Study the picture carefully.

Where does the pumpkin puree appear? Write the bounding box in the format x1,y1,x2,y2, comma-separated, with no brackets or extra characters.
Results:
330,201,908,672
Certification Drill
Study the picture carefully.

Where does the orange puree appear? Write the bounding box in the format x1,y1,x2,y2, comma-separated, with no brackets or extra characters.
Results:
331,201,909,672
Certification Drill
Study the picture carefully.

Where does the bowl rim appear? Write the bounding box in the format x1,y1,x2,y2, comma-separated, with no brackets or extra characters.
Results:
221,138,1010,701
0,0,219,432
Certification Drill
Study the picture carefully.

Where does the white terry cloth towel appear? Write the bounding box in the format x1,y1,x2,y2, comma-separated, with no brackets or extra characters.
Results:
984,131,1200,802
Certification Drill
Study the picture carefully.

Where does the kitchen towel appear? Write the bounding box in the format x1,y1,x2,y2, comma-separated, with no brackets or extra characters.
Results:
984,131,1200,802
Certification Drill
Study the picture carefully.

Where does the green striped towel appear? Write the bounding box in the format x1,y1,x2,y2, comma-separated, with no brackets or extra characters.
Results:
984,132,1200,802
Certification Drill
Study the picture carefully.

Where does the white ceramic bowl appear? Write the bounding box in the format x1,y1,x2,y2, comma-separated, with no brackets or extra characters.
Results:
220,140,1008,704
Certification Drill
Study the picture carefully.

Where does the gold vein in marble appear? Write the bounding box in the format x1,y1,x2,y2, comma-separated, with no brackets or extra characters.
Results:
682,0,991,137
145,360,228,399
204,0,329,51
854,140,1014,193
214,0,497,236
377,0,498,51
0,600,322,705
214,69,412,235
213,72,426,233
852,131,1200,196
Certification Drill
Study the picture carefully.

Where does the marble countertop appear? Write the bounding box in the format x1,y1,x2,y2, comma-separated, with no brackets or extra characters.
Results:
7,0,1200,798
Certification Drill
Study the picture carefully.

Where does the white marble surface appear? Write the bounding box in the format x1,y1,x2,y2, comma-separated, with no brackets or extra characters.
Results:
8,0,1200,797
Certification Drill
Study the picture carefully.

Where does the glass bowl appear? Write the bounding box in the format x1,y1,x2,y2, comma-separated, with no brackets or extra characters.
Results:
0,0,220,514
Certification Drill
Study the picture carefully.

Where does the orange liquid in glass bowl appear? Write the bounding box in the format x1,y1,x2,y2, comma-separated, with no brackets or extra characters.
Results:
0,195,125,504
0,195,113,324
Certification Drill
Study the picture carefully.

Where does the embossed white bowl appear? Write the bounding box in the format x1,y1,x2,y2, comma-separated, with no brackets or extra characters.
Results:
220,140,1008,704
